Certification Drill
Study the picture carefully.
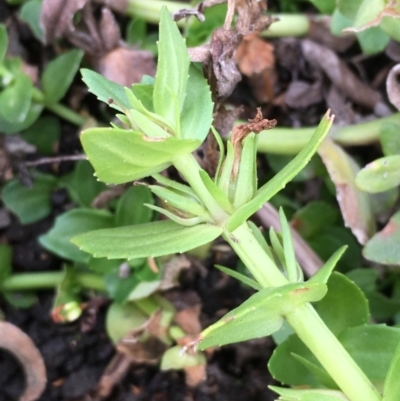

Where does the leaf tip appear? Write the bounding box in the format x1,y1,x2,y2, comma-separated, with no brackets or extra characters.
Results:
324,109,335,123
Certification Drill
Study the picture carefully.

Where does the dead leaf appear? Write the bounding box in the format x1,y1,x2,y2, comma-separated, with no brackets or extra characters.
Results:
0,321,47,401
95,47,155,87
386,64,400,110
235,33,274,76
318,137,375,245
184,364,207,387
284,80,323,109
175,306,202,336
40,0,89,43
301,39,384,111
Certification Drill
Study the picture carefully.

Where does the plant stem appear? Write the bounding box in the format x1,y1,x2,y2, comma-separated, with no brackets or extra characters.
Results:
125,0,310,36
32,88,87,126
225,222,381,401
257,113,400,154
173,153,229,224
2,272,105,292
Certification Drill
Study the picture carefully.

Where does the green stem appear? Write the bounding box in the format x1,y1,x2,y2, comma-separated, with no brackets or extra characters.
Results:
173,153,229,224
2,271,105,292
257,113,400,155
32,88,87,126
226,222,381,401
125,0,310,36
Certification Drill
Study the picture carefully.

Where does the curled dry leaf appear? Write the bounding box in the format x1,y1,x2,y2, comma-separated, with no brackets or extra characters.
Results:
301,39,384,112
0,321,46,401
386,64,400,110
40,0,89,43
317,137,375,245
285,80,323,109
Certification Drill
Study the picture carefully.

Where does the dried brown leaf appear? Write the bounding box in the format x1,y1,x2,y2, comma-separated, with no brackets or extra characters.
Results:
174,306,202,336
301,39,383,111
95,47,155,86
0,321,46,401
184,364,207,387
317,137,375,245
284,80,323,109
40,0,89,43
98,7,121,52
234,33,274,76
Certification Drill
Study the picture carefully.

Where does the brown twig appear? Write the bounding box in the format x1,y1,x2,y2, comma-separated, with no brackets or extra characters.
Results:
24,154,86,167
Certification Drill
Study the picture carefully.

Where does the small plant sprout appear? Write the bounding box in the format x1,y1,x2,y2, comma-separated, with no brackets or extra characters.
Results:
68,8,400,401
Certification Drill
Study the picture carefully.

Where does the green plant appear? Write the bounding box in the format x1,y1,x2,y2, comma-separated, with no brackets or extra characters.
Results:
66,8,400,401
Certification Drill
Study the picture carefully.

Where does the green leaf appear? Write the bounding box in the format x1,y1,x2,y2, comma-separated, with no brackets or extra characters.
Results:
279,208,299,283
180,63,213,142
380,122,400,156
314,272,369,336
2,173,57,224
227,111,333,232
0,24,8,63
21,116,61,155
308,246,347,285
357,27,390,55
39,209,114,263
382,339,400,400
0,244,12,286
72,220,223,259
129,109,170,138
81,69,130,112
132,83,154,112
42,49,83,104
0,102,43,135
0,73,33,123
106,301,148,343
381,16,400,42
161,345,206,370
356,155,400,193
215,264,261,290
269,386,349,401
309,0,335,14
337,0,365,20
338,325,400,389
198,282,327,350
4,292,37,309
61,161,107,208
363,211,400,265
291,201,340,239
153,7,190,129
80,127,200,184
115,186,154,226
19,0,42,41
269,273,369,387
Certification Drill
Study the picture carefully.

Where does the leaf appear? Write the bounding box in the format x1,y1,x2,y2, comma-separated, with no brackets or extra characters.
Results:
0,102,43,135
227,110,333,232
61,161,107,207
22,116,61,155
382,339,400,400
153,7,190,129
0,73,33,123
291,201,340,239
363,211,400,265
132,83,154,112
0,244,12,286
380,122,400,156
198,282,327,350
356,155,400,193
115,186,154,226
2,173,57,224
279,208,298,283
269,273,369,387
0,24,8,63
269,386,349,401
214,264,261,290
129,109,170,138
357,27,390,55
42,49,83,104
20,0,43,41
318,137,375,245
180,64,213,142
338,325,400,389
81,69,130,112
308,247,347,285
337,0,365,20
80,127,200,184
313,272,369,336
72,220,223,259
106,301,148,343
39,209,114,263
308,0,335,14
161,346,206,370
